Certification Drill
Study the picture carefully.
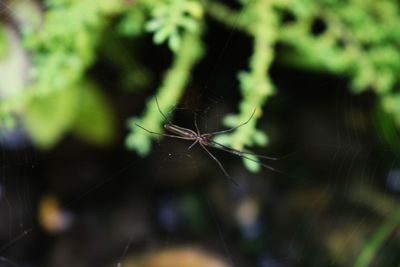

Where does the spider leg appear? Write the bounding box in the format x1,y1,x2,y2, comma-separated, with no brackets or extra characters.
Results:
210,140,304,161
188,139,199,150
233,151,300,180
199,143,238,185
208,108,256,136
209,141,243,157
194,113,200,135
155,96,172,124
207,141,301,180
210,140,281,160
135,124,194,140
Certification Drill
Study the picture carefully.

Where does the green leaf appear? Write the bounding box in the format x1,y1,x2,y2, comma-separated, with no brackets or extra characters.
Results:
352,208,400,267
23,87,79,149
125,120,152,156
179,16,198,32
223,114,239,128
145,19,163,32
168,32,181,52
242,153,261,173
253,130,268,146
153,27,172,44
71,81,116,146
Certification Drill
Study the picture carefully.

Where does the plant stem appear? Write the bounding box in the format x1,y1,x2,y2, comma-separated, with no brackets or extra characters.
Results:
352,208,400,267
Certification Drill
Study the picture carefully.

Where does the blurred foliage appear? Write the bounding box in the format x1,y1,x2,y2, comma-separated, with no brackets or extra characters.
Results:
145,0,203,52
23,0,123,95
22,79,115,148
71,81,116,146
0,0,399,171
213,0,276,172
350,184,400,267
128,0,400,172
207,0,400,165
101,27,152,91
125,30,204,155
22,85,79,149
1,1,400,266
353,208,400,267
117,3,147,37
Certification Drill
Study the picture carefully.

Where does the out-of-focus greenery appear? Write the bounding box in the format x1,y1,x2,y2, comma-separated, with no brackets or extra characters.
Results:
353,208,400,267
125,30,204,155
350,185,400,267
207,0,400,166
146,0,203,51
22,85,79,148
124,0,205,155
213,0,276,172
1,0,400,168
23,0,123,95
128,0,400,172
21,79,115,148
0,1,399,266
0,0,121,145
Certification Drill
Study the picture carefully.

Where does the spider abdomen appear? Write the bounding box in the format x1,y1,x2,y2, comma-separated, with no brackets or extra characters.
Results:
164,123,197,139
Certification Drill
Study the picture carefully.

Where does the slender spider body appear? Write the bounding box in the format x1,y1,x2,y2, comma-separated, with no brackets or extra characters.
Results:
135,98,293,183
164,123,212,146
164,124,198,140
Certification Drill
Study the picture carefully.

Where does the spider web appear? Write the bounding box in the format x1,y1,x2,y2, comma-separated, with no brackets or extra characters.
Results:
1,2,400,267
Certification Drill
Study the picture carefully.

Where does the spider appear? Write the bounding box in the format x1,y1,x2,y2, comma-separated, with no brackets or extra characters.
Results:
135,98,284,182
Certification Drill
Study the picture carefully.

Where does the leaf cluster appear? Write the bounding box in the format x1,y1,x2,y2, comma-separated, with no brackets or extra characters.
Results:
1,0,400,174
